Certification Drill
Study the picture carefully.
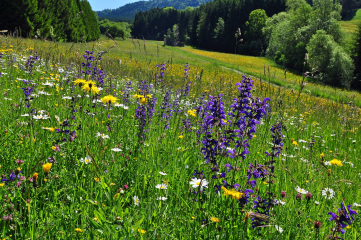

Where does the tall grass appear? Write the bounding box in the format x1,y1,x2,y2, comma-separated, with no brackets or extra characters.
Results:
0,35,360,239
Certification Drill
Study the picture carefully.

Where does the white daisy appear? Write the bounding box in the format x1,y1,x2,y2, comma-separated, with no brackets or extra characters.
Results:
38,91,51,95
95,132,110,139
155,184,168,190
275,225,283,233
38,110,47,114
189,178,209,191
21,114,29,117
111,148,122,152
322,188,335,199
159,171,167,176
157,197,167,201
62,96,72,100
114,103,129,110
80,156,92,164
352,203,361,207
55,115,60,121
315,201,320,205
133,196,140,206
42,81,54,87
295,186,308,194
33,115,44,120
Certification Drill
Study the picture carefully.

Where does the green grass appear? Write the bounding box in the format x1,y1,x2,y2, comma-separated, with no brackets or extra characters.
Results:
0,35,360,239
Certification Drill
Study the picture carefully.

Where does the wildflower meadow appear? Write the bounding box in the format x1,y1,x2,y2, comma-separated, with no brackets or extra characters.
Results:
0,35,360,239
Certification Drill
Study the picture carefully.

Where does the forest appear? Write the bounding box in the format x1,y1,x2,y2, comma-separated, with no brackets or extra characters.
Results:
0,0,100,42
96,0,213,21
132,0,287,51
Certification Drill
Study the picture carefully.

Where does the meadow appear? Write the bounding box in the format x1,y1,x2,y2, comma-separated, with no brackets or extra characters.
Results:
0,34,360,239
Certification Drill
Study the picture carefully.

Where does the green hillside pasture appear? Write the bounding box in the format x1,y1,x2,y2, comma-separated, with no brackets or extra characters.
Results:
0,35,360,239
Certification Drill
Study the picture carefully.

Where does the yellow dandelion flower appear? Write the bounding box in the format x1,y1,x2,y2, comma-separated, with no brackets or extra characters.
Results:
178,135,184,139
82,81,100,95
0,183,4,187
187,109,197,117
292,141,298,146
94,178,100,181
329,159,342,166
134,94,143,99
75,228,83,233
138,229,146,234
43,163,52,176
210,217,221,223
110,183,115,186
139,97,148,104
101,95,118,104
73,79,87,86
320,153,325,158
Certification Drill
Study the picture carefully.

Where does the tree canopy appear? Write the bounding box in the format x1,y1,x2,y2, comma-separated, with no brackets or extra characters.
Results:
0,0,100,42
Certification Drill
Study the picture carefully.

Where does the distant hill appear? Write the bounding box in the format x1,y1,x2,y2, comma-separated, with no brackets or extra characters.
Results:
96,0,212,21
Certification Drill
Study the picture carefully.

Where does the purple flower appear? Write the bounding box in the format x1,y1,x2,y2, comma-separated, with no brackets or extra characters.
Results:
328,202,357,234
1,172,16,185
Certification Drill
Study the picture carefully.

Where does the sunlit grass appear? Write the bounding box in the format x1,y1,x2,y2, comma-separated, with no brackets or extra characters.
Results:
0,35,360,239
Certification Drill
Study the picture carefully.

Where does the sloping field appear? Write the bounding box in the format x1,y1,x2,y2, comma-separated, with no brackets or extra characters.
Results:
0,36,360,239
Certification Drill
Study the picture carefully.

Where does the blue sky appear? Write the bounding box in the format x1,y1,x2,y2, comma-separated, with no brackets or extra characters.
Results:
88,0,143,11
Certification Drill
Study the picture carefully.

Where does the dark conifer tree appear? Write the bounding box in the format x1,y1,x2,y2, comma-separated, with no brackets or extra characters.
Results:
0,0,99,42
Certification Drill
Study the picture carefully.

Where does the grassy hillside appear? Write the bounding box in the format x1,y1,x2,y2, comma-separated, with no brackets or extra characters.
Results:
0,35,360,239
3,36,361,106
340,20,360,34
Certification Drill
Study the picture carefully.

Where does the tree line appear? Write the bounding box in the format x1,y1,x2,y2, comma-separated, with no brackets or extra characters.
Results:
0,0,100,42
99,19,132,40
132,0,287,53
97,0,213,21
